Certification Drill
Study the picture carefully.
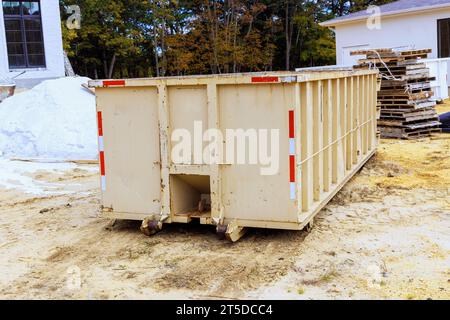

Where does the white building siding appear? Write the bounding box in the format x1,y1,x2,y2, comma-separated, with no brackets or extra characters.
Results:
0,0,65,81
335,8,450,67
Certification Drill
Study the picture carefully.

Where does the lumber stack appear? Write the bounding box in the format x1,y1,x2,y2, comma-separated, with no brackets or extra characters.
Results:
352,48,441,139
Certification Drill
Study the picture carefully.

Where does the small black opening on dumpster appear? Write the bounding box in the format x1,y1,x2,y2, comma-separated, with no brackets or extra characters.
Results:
170,174,211,218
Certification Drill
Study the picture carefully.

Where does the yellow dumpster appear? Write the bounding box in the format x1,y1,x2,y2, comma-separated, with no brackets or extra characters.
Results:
89,70,378,241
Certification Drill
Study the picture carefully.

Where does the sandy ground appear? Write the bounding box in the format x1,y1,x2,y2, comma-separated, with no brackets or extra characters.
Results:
0,136,449,300
436,102,450,116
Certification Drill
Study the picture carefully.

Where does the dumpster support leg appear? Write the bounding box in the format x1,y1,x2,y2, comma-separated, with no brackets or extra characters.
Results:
217,221,247,242
305,218,315,233
105,219,117,231
141,214,167,236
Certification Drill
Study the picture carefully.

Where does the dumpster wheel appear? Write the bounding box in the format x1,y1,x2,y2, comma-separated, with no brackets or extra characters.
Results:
140,215,163,237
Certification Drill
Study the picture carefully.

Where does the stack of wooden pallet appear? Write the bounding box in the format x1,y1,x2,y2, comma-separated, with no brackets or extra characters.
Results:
352,48,441,139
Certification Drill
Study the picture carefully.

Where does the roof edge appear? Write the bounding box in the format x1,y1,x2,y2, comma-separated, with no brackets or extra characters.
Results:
320,2,450,27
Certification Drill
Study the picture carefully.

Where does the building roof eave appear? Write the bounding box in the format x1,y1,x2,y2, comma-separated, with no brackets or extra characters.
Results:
320,3,450,28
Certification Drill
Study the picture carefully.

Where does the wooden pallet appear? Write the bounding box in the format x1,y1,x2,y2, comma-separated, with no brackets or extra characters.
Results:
399,49,432,56
381,77,436,86
380,82,432,92
380,120,440,130
379,87,433,95
379,101,436,110
378,98,431,105
378,116,440,127
354,47,441,140
363,48,432,56
378,70,429,78
379,63,427,71
377,91,434,101
350,48,394,55
380,107,437,119
358,54,428,65
380,126,442,139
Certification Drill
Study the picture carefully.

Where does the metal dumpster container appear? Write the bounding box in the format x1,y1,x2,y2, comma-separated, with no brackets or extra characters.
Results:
89,70,378,241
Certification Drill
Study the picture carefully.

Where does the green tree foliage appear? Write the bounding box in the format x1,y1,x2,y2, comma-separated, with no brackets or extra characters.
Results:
60,0,395,78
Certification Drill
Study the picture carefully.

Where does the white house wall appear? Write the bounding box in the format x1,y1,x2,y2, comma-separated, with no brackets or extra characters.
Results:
335,8,450,80
0,0,65,80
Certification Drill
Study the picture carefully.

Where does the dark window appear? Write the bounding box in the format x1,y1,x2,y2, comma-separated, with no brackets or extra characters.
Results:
2,1,45,69
438,18,450,58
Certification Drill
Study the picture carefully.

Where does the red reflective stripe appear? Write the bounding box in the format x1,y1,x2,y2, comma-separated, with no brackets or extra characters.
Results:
97,111,103,136
99,151,106,176
103,80,125,87
289,110,296,184
289,110,295,139
251,76,279,83
290,155,296,183
98,111,106,177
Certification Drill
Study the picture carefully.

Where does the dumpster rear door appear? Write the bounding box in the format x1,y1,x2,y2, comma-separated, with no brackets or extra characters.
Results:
96,87,161,217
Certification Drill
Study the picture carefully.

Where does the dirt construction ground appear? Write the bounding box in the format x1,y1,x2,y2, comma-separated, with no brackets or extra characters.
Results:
0,109,449,300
